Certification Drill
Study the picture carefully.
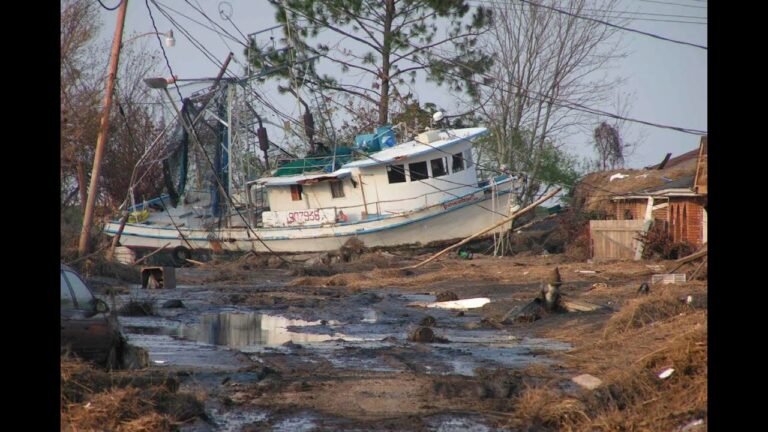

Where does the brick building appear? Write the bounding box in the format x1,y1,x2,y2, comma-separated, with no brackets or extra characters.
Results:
573,136,707,258
608,137,707,248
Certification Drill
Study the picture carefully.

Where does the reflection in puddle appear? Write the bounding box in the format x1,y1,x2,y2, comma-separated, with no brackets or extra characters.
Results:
179,312,354,348
361,308,378,323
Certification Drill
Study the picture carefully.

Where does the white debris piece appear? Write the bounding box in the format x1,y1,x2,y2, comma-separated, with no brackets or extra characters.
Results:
680,419,705,431
609,173,629,182
572,374,603,390
407,297,491,310
658,368,675,379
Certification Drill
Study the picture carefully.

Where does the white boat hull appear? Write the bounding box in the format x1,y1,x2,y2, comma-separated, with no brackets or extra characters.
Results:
104,185,516,254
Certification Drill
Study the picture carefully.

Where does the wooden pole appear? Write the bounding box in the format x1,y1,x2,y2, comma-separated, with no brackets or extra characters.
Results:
106,210,130,261
358,174,368,219
77,0,129,256
404,187,561,270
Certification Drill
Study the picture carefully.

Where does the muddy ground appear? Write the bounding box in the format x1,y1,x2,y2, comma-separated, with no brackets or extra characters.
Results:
62,250,707,431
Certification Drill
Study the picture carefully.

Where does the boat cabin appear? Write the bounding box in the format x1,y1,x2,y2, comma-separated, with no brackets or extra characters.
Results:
249,128,488,228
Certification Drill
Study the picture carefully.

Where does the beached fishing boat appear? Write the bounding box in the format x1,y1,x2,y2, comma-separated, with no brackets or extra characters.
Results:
105,124,520,257
103,80,520,259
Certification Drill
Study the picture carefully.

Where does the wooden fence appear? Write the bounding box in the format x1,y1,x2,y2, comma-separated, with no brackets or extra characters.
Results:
590,220,647,261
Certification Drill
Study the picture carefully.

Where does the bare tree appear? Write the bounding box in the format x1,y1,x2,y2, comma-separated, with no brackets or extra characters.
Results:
587,90,646,171
61,0,165,211
472,0,627,203
593,121,623,170
61,0,103,208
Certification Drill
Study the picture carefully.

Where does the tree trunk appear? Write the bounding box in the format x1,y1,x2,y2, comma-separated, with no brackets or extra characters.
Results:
77,160,88,208
378,0,395,126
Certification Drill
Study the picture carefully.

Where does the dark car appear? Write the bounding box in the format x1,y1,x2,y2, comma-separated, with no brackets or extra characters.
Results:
60,264,125,369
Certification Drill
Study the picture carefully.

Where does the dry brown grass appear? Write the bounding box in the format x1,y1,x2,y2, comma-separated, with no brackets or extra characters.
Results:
504,281,707,431
61,357,205,431
285,255,655,291
582,322,707,431
62,387,174,432
603,292,692,337
510,386,590,431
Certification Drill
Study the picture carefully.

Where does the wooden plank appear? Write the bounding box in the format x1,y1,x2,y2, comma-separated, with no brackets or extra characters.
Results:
590,219,645,260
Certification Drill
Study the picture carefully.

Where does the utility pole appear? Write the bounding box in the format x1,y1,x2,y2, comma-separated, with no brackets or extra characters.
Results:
78,0,129,256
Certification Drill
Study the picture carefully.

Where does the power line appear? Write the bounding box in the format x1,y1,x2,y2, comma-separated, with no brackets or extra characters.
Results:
415,48,706,135
152,0,246,48
216,1,250,43
516,0,706,50
277,2,705,137
638,0,707,9
472,2,707,25
97,0,123,11
153,1,241,85
475,2,707,20
184,0,249,47
145,0,185,101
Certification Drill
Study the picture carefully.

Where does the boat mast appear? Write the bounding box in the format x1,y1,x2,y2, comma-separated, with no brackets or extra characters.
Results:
227,84,234,225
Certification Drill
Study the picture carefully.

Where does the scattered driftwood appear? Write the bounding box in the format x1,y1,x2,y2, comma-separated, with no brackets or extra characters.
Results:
501,298,560,324
689,260,707,280
322,237,367,264
185,258,208,266
501,268,606,323
435,291,459,302
669,245,708,273
561,298,606,312
134,243,172,266
419,316,437,327
408,326,448,343
404,188,561,270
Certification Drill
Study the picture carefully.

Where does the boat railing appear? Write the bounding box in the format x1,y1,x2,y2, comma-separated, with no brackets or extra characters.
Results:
243,175,514,227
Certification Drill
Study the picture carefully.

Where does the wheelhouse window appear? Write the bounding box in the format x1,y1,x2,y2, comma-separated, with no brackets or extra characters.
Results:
452,152,465,173
329,180,345,198
387,164,406,183
430,157,447,177
464,149,474,168
290,185,303,201
409,161,429,181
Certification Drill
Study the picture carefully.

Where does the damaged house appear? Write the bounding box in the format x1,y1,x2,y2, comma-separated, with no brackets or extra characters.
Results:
573,137,707,260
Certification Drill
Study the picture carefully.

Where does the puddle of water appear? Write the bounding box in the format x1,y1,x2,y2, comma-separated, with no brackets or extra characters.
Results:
271,413,318,432
400,293,436,303
205,408,268,432
426,415,496,432
178,312,359,349
361,308,378,323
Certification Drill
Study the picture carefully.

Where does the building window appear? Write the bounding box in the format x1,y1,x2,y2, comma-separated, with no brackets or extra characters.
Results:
330,180,345,198
409,161,429,181
387,164,406,183
452,152,464,173
290,184,303,201
431,157,447,177
464,149,474,168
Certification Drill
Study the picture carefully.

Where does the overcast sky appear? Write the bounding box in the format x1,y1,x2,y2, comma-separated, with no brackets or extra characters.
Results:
98,0,706,170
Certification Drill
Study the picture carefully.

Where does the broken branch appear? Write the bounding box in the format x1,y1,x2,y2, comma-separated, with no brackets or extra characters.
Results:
403,188,562,270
